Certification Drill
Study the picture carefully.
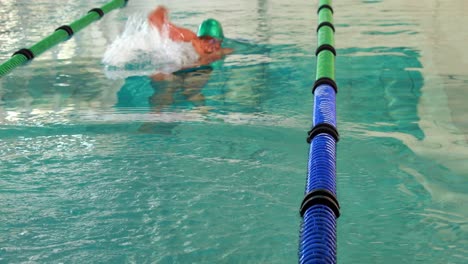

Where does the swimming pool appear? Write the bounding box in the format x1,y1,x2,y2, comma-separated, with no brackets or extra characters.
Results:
1,0,467,263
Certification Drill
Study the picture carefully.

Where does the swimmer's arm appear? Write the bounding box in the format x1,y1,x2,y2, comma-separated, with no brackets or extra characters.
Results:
221,48,234,55
198,48,234,65
167,25,197,42
148,6,168,31
150,72,175,81
148,6,197,42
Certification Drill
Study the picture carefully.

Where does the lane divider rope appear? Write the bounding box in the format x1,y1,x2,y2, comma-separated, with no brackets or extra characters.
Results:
0,0,129,78
299,0,340,263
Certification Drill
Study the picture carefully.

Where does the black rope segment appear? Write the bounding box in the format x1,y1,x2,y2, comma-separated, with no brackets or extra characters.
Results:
317,21,335,33
316,44,336,56
317,4,334,14
88,8,105,18
55,25,74,37
124,0,129,6
300,189,340,218
307,123,339,143
313,77,338,94
12,48,35,60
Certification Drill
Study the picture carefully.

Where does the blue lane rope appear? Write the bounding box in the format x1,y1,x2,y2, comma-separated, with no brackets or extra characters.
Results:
298,0,340,263
299,85,339,263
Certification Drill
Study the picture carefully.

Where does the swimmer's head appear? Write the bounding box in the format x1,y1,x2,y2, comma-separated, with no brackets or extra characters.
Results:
197,19,224,41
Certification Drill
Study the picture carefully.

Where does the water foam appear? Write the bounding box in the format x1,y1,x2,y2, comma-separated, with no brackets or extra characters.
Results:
102,15,199,79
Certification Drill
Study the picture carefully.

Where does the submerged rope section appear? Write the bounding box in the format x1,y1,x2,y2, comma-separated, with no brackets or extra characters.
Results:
299,0,340,263
0,0,129,78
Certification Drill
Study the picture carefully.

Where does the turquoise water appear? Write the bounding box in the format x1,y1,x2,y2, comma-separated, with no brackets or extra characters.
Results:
1,0,467,263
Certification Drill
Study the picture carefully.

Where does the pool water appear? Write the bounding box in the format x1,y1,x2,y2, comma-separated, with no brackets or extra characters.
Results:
1,0,467,263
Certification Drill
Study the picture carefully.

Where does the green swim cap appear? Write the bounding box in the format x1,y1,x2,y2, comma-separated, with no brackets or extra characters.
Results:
197,18,224,40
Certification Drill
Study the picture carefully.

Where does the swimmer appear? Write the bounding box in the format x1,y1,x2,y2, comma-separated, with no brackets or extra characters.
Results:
144,5,231,111
133,6,232,133
148,6,233,67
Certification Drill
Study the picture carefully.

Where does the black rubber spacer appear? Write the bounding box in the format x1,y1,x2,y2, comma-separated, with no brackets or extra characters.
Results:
12,48,34,60
300,189,340,218
318,4,334,14
316,44,336,56
55,25,74,37
313,77,338,94
88,8,105,18
307,123,339,143
317,21,335,32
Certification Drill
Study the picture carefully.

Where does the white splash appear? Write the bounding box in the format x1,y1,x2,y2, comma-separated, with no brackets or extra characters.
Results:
102,15,199,79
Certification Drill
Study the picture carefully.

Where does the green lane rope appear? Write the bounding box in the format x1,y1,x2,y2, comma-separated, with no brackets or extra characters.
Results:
0,0,128,78
316,50,335,81
313,0,337,93
317,27,334,47
318,9,333,24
